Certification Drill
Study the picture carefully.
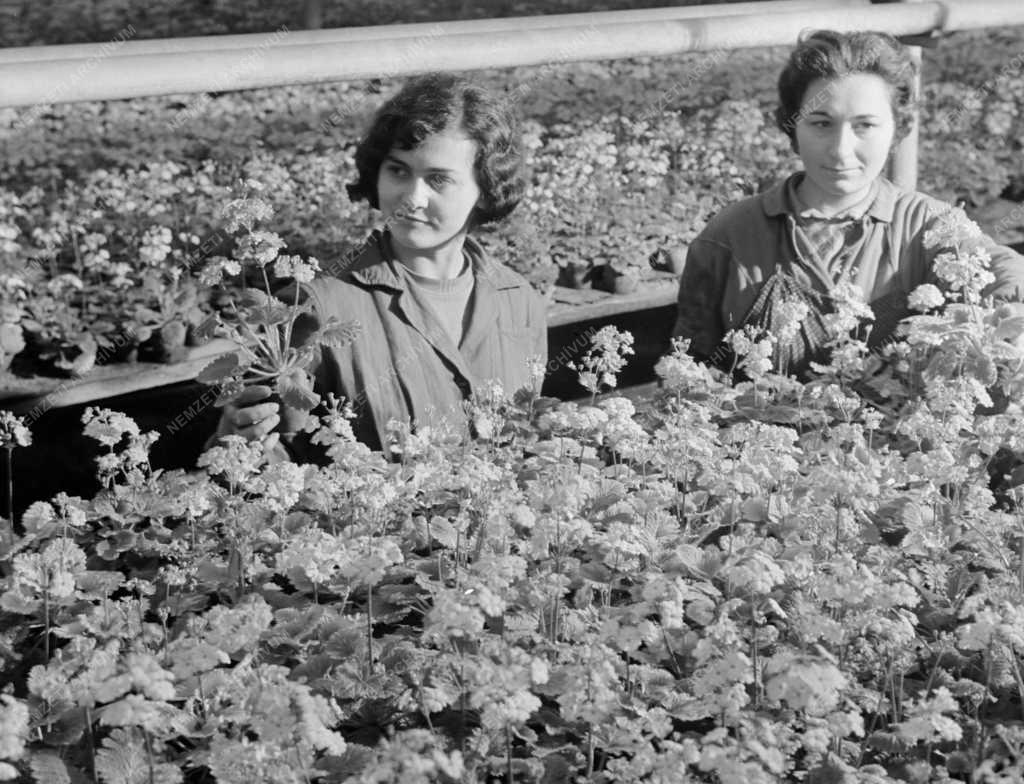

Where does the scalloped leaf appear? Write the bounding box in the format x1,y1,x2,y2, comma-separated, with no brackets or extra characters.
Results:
95,728,148,784
994,315,1024,340
0,322,25,355
21,501,55,533
76,570,126,598
239,302,291,326
315,745,376,783
191,315,219,342
276,375,319,412
314,318,361,348
29,750,76,784
237,287,274,309
0,589,41,615
196,351,241,384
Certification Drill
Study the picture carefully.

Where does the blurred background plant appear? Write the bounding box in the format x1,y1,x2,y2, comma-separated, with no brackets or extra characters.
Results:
0,19,1021,376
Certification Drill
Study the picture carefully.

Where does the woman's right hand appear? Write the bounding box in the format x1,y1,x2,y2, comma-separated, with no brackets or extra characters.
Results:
214,384,280,442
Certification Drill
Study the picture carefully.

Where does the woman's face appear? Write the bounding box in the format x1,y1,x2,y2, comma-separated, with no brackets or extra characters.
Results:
794,72,896,213
377,129,481,260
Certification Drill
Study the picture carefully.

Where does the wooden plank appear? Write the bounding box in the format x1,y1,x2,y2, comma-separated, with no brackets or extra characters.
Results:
2,339,238,414
549,276,678,328
1,277,681,412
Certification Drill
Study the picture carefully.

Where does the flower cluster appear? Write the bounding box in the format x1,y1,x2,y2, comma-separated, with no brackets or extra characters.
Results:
0,411,31,449
568,325,635,397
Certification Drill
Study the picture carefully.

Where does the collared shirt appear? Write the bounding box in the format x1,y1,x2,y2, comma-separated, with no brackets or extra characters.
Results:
399,259,476,347
673,174,1024,359
788,176,877,281
287,230,548,456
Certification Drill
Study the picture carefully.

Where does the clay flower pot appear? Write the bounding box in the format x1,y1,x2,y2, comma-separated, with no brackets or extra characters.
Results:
559,260,593,289
594,264,639,295
649,247,686,275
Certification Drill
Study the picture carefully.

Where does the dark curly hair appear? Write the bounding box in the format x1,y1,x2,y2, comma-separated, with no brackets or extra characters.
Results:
776,30,918,152
346,72,524,227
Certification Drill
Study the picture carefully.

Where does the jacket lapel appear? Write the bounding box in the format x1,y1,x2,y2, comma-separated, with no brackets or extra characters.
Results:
353,232,479,392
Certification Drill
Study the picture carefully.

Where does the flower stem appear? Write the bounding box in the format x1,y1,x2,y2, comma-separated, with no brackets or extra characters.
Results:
1,447,12,567
366,582,374,674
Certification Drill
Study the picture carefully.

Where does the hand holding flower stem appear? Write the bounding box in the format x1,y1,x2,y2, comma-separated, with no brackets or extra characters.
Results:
196,182,359,428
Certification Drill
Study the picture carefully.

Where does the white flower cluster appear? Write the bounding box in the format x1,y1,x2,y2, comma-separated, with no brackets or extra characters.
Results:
0,411,31,449
655,338,717,393
728,325,774,379
907,283,945,312
273,254,320,284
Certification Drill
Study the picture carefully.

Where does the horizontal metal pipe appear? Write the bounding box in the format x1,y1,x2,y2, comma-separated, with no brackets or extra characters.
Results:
0,1,870,63
0,0,1022,108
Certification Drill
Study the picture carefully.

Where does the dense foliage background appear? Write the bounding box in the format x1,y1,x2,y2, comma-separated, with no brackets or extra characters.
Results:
1,23,1023,376
0,0,765,46
1,4,1024,783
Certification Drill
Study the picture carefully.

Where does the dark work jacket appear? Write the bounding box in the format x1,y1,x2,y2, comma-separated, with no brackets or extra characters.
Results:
673,174,1024,363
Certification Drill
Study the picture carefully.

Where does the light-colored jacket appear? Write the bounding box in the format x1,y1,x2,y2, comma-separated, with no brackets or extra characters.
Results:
288,230,547,456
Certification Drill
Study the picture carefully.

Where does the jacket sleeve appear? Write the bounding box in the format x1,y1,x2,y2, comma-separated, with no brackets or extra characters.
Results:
672,237,731,359
982,239,1024,303
532,289,549,372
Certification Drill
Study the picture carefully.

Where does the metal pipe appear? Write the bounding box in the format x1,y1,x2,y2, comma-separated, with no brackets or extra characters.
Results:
1,0,1022,108
0,0,870,64
888,0,926,191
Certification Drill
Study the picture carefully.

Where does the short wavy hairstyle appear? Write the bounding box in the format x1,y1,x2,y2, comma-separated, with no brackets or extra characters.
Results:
346,72,524,227
776,30,918,152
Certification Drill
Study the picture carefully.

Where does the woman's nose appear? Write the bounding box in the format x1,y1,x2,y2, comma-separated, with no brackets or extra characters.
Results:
830,124,857,161
402,178,430,210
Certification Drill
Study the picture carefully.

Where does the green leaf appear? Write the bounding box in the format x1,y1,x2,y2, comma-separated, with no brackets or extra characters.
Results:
276,375,319,412
314,745,376,783
994,315,1024,340
95,728,148,784
76,571,126,598
191,315,219,342
0,589,41,615
805,754,853,784
0,322,25,355
29,750,79,784
315,318,361,348
237,287,274,309
196,351,241,384
40,706,89,746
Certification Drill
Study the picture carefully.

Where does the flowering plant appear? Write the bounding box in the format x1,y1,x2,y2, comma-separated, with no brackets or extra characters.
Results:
2,283,1024,782
196,182,360,427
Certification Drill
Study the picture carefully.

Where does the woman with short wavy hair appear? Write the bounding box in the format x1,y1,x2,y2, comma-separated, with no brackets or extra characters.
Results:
213,73,547,456
673,30,1024,376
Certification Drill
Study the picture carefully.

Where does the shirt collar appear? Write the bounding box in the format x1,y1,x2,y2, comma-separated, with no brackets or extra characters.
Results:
761,172,901,223
346,230,525,291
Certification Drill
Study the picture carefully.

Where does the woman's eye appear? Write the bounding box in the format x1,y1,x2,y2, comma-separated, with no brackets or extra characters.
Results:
428,174,453,188
811,120,830,128
385,163,408,178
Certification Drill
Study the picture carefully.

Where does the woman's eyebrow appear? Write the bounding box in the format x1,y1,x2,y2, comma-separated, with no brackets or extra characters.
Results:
383,154,457,173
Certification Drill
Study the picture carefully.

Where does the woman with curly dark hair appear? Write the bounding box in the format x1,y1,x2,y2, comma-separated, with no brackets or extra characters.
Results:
214,72,547,455
673,30,1024,375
